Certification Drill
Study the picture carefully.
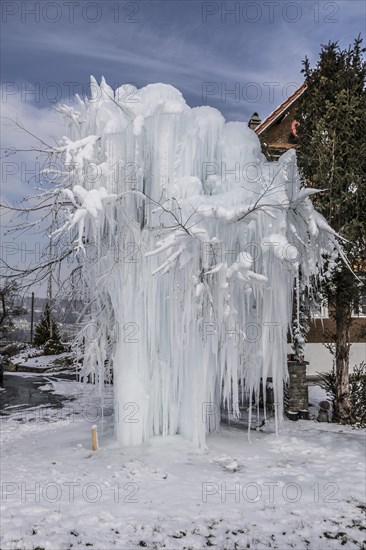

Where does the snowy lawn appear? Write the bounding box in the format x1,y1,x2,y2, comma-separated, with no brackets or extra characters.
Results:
5,349,74,373
1,378,365,550
17,353,72,370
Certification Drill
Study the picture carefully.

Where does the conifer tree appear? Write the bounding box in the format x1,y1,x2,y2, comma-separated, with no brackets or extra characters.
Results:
33,302,63,353
297,36,366,422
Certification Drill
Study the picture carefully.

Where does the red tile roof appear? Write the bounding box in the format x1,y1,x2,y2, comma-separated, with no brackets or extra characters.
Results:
255,83,307,135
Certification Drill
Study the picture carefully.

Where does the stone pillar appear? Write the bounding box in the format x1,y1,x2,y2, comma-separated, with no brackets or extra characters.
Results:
287,361,308,414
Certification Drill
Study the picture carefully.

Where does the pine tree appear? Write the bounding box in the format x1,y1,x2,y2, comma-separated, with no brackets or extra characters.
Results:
33,302,63,353
297,36,366,423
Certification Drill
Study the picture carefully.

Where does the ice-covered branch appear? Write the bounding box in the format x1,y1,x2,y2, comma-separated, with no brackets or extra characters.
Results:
9,77,343,448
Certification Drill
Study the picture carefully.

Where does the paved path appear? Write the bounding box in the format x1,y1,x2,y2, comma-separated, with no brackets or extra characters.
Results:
0,373,76,418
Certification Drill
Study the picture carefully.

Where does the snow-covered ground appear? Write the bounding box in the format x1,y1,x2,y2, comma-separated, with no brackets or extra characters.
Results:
4,348,74,372
1,377,365,550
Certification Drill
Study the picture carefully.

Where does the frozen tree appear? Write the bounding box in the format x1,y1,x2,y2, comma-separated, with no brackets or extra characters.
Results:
1,79,344,447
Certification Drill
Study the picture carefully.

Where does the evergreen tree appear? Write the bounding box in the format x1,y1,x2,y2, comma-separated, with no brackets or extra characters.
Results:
33,302,63,353
296,36,366,423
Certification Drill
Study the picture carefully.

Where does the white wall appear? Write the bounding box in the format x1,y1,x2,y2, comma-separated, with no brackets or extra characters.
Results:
303,343,366,375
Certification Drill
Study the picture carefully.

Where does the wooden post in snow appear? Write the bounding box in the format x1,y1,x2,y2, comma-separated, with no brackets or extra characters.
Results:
91,425,98,451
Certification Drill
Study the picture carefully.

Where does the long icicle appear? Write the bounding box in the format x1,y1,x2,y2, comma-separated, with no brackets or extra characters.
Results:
55,78,342,448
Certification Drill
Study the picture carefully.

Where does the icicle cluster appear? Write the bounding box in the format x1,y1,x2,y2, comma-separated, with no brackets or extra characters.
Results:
56,78,340,447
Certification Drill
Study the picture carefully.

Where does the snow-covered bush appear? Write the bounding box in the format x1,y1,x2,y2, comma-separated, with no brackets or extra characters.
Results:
0,342,28,361
33,302,64,355
350,362,366,427
0,345,44,369
318,362,366,426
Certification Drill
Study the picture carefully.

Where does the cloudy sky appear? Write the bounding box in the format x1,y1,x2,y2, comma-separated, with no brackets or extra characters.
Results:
2,1,364,117
1,0,364,199
0,1,364,291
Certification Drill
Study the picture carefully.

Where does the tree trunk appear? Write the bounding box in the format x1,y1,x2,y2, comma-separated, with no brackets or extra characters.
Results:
333,269,353,423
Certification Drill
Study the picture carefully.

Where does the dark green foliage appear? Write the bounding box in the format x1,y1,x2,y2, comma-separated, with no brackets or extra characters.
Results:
297,35,366,276
317,362,366,427
33,302,64,354
297,36,366,422
350,362,366,426
43,339,65,355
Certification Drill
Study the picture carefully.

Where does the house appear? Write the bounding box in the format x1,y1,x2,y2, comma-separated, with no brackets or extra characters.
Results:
250,85,366,374
253,83,306,159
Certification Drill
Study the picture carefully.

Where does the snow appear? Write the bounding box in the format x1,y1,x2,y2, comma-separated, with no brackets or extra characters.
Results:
308,384,334,418
6,350,74,372
1,379,365,549
18,354,69,370
53,78,342,448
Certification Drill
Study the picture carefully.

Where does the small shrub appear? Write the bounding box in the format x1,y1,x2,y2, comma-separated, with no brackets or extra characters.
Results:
350,362,366,426
34,302,64,354
317,362,366,427
317,369,337,401
43,339,65,355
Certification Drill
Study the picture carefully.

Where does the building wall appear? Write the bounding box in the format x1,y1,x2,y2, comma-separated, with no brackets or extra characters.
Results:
260,102,299,148
308,315,366,343
302,343,366,375
286,342,366,374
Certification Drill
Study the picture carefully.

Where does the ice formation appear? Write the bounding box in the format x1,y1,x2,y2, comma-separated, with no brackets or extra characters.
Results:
56,78,340,448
